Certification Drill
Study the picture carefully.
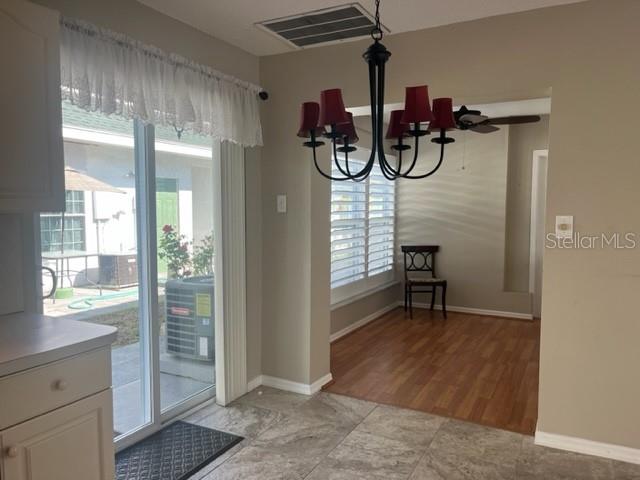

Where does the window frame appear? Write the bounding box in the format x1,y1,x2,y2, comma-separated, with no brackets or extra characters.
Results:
330,149,396,306
40,190,87,253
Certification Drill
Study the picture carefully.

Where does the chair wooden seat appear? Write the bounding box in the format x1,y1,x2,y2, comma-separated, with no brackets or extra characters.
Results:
402,245,447,319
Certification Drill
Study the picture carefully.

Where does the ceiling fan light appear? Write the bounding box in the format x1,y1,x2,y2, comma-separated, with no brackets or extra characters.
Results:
430,98,456,130
401,86,434,124
318,88,349,126
336,112,359,145
297,102,324,138
386,110,410,139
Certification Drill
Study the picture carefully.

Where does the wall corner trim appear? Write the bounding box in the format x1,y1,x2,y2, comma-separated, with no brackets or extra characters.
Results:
246,373,333,396
535,430,640,465
247,375,263,392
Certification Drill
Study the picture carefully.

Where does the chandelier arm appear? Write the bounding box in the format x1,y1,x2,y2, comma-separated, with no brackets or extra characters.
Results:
342,145,353,177
398,133,421,177
331,135,356,178
331,136,370,181
402,134,447,179
396,139,403,173
342,149,369,183
355,141,379,180
378,144,399,180
311,141,352,181
377,139,402,180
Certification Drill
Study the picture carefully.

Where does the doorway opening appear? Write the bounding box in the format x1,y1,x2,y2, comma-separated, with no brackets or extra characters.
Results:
328,98,551,435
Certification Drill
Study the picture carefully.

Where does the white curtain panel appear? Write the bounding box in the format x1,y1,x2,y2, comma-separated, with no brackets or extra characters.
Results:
59,18,263,147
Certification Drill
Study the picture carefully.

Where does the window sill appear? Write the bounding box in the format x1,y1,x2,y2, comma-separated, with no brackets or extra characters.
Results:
330,280,400,311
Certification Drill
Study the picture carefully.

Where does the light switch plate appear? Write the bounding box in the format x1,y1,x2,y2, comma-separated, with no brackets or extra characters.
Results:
277,194,287,213
555,215,573,238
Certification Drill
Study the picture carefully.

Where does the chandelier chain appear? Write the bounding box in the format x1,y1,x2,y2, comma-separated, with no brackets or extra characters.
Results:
371,0,383,41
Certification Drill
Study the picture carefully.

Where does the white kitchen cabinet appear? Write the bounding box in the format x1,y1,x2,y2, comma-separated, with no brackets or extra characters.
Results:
0,314,117,480
0,390,115,480
0,0,64,211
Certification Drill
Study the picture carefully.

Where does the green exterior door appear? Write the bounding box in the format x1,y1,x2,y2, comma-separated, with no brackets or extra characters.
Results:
156,178,179,277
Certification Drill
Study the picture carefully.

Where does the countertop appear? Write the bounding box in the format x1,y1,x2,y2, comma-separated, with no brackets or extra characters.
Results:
0,312,117,377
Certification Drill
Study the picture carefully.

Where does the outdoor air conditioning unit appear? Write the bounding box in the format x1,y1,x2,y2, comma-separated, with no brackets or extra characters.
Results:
98,253,138,288
165,276,214,361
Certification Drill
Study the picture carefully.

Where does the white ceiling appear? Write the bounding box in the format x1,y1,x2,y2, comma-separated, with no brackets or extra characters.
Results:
137,0,586,56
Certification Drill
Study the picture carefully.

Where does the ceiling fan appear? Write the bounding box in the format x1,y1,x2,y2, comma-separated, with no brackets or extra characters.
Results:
454,105,541,134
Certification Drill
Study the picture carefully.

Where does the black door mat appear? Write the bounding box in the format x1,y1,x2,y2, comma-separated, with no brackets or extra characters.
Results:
115,421,243,480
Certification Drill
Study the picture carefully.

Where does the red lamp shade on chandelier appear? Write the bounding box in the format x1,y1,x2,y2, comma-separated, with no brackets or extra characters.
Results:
297,102,322,138
336,112,359,145
430,98,456,130
386,110,409,139
401,86,434,124
318,88,349,126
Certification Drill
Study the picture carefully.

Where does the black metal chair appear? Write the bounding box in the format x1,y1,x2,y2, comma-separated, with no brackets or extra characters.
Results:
402,245,447,319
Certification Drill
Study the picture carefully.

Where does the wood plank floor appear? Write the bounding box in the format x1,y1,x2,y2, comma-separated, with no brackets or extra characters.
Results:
326,307,540,435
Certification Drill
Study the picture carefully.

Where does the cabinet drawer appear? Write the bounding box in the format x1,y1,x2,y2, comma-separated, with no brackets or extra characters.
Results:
0,347,111,429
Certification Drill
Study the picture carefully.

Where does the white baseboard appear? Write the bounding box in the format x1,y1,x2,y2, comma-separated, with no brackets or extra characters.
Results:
309,373,333,394
246,373,333,396
406,301,533,320
535,430,640,465
247,375,262,392
330,302,398,342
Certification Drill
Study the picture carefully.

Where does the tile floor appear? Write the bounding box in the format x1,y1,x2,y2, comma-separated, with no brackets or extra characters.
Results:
183,387,640,479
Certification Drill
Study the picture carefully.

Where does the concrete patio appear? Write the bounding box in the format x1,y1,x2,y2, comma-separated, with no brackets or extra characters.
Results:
112,339,215,435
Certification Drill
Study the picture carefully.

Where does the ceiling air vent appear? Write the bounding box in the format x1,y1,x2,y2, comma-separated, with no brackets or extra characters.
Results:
256,3,388,49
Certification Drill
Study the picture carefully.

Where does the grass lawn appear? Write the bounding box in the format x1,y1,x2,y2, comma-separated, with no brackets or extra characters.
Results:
87,298,167,348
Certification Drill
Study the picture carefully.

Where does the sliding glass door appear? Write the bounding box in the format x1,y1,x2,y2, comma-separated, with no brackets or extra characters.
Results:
152,128,216,413
39,104,217,446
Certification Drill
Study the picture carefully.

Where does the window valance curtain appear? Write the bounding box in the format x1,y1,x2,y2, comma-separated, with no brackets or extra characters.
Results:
59,18,263,147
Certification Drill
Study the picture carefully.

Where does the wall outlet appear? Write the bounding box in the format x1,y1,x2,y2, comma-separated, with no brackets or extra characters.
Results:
555,215,573,238
277,194,287,213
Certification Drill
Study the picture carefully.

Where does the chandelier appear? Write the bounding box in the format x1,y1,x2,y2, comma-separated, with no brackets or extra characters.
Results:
296,0,456,181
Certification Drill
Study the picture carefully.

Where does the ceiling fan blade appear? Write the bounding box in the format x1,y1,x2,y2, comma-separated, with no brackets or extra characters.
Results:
471,124,500,134
488,115,541,125
459,113,488,125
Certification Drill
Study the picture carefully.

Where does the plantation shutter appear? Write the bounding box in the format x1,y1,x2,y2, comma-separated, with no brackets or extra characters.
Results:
330,156,395,290
330,160,367,288
367,163,395,275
